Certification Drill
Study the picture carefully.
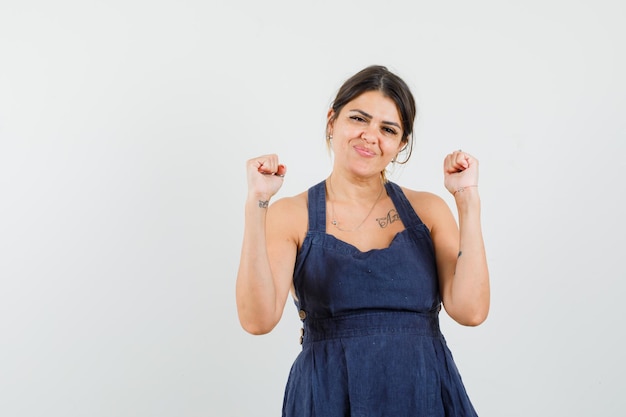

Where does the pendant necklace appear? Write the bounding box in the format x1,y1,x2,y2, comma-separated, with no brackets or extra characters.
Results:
327,175,384,232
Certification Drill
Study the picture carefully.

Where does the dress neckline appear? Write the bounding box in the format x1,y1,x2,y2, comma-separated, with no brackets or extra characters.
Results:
323,228,410,255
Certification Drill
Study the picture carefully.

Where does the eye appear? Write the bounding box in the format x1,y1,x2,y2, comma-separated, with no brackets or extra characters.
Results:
382,126,398,135
349,115,367,123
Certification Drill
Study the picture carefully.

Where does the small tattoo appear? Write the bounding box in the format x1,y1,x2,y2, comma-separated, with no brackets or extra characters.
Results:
258,200,269,208
376,209,400,228
454,251,463,276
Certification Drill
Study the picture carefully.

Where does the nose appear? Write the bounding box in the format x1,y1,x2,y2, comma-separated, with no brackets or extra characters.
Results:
361,125,377,143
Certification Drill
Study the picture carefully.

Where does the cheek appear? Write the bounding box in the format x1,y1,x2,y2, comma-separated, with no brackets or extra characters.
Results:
384,139,404,154
396,138,408,152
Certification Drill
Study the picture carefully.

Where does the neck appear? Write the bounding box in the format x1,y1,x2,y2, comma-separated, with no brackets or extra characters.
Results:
327,173,386,233
328,172,385,203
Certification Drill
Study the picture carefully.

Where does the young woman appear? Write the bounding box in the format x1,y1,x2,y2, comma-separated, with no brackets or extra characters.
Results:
236,65,490,416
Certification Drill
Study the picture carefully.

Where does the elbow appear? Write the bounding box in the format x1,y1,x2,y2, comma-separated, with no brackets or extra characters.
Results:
240,321,275,335
236,295,281,335
237,312,279,335
448,305,490,327
458,312,488,327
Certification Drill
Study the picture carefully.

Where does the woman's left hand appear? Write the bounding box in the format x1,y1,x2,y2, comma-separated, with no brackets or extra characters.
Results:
443,150,479,195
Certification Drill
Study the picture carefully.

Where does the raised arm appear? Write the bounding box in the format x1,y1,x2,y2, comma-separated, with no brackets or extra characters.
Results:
236,154,298,335
430,151,490,326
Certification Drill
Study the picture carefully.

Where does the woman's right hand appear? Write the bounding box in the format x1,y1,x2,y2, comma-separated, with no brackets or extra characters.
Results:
245,154,287,200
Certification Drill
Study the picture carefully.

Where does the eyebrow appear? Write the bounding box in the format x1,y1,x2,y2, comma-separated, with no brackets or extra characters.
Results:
349,109,401,129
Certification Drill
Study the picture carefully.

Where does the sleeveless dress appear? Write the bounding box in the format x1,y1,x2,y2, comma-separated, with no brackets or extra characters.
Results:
282,180,478,417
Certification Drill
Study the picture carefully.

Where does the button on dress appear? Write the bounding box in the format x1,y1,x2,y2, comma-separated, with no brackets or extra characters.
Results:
282,180,478,417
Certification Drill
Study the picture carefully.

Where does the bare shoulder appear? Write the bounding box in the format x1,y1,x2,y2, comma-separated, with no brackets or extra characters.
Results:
267,190,309,246
399,186,454,231
269,190,308,215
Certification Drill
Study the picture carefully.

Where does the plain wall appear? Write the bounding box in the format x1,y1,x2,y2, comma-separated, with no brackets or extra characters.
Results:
1,0,624,416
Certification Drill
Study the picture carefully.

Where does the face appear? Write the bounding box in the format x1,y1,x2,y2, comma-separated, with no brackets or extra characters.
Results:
327,90,405,177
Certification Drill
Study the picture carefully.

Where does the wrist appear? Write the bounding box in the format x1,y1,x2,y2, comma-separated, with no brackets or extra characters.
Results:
247,194,271,208
453,186,481,215
452,185,478,196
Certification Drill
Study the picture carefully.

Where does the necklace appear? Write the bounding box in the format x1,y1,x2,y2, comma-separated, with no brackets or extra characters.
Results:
327,175,384,232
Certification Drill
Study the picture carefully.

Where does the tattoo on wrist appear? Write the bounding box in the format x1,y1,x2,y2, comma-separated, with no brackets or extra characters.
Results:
376,209,400,228
258,200,269,208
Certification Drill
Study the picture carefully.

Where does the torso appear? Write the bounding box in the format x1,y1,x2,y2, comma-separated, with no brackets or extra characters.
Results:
325,193,406,252
282,184,438,254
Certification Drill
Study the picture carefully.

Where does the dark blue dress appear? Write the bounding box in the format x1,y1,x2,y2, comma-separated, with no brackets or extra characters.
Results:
282,180,478,417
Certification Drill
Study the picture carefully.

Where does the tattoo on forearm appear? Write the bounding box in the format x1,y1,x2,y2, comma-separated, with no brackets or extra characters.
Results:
376,209,400,228
258,200,269,208
454,251,463,276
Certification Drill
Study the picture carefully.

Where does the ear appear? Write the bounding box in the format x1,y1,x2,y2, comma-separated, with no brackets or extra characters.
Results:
326,108,335,137
397,138,407,152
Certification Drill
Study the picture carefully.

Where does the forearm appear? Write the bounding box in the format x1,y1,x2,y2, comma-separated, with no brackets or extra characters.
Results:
236,196,280,334
449,189,490,325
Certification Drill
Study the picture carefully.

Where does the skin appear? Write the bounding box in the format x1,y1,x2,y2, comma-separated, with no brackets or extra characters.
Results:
236,91,490,335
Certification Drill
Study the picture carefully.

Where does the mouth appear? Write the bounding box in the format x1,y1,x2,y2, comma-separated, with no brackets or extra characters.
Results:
353,145,376,157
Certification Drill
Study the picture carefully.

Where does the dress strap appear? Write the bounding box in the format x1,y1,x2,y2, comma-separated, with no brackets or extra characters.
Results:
385,181,425,227
307,180,327,233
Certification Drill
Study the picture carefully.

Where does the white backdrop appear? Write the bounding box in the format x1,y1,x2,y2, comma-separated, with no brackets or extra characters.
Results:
1,1,624,416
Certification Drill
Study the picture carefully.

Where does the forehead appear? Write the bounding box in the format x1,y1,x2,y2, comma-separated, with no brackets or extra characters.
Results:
342,91,401,122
